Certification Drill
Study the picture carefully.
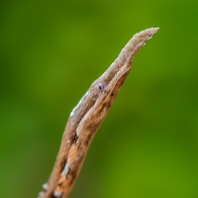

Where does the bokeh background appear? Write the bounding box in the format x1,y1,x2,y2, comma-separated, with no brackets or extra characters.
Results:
1,0,198,197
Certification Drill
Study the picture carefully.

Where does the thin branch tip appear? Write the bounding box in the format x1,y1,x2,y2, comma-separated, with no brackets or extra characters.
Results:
152,27,160,31
147,27,160,35
139,27,159,37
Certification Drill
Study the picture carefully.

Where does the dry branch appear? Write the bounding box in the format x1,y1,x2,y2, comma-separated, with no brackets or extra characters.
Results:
38,27,159,198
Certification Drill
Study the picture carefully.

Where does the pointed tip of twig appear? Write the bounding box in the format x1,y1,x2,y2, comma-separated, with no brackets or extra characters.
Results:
149,27,159,36
117,27,159,64
138,27,159,38
149,27,160,33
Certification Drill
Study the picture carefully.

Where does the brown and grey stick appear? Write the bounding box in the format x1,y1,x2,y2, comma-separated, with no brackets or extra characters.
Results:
38,27,159,198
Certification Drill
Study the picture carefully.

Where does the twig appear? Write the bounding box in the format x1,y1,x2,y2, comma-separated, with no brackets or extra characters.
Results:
38,27,159,198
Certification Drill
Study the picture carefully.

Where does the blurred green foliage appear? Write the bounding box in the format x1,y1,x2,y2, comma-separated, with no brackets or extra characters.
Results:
1,0,198,197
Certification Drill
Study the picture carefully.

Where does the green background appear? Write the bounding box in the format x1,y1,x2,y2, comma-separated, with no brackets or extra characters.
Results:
1,0,198,197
